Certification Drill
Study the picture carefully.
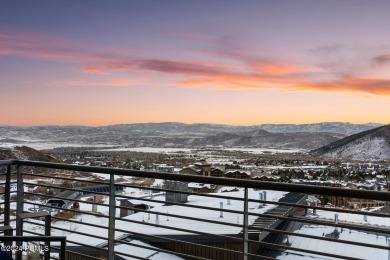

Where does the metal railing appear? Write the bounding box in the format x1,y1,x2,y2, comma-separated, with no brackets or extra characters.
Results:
0,159,390,260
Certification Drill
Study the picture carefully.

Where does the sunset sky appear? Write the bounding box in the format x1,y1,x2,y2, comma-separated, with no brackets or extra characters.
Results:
1,1,390,126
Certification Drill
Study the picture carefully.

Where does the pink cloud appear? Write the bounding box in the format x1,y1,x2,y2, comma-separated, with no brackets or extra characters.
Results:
49,78,140,88
0,31,122,64
3,30,390,95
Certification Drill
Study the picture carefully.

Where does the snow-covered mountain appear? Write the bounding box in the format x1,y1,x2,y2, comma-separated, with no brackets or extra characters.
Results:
311,124,390,161
0,122,382,151
191,129,343,150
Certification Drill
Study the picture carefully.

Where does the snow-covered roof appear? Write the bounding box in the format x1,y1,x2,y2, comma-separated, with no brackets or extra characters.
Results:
187,182,214,189
278,224,389,259
253,174,280,179
116,189,286,236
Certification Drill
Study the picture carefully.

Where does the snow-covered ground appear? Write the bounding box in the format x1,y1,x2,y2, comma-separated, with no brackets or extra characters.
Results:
94,146,304,154
0,137,115,150
0,142,16,148
225,148,304,154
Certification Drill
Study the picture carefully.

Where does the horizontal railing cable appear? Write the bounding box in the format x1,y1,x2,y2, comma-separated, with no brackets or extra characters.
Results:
23,220,108,241
114,226,243,257
246,238,363,260
16,212,107,232
248,197,390,219
115,204,244,228
247,212,390,235
114,237,221,260
24,201,109,220
24,191,110,209
23,183,111,197
116,182,246,202
13,160,390,201
0,160,15,166
115,193,244,214
115,217,243,242
123,224,358,260
243,221,390,251
23,172,110,186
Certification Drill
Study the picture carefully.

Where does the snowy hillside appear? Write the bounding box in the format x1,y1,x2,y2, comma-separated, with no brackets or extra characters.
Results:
311,125,390,161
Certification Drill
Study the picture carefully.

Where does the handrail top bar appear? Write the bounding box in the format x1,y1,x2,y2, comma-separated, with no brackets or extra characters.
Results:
1,159,390,201
0,235,66,242
0,159,16,166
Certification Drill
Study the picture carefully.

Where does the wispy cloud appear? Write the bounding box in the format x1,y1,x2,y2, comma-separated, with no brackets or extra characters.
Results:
49,78,140,88
372,53,390,66
309,45,344,57
0,31,122,64
298,78,390,95
2,30,390,95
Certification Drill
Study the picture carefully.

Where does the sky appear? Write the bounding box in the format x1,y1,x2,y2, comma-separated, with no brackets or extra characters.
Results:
1,0,390,126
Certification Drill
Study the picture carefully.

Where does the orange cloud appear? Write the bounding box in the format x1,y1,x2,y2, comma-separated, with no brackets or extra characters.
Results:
299,78,390,95
256,63,307,75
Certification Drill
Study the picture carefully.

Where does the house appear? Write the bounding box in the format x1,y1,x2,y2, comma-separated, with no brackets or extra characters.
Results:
210,167,225,177
252,175,281,182
180,161,252,180
32,186,47,193
179,166,201,175
188,183,216,193
118,199,152,218
153,164,175,173
180,160,212,176
225,170,251,179
330,188,388,209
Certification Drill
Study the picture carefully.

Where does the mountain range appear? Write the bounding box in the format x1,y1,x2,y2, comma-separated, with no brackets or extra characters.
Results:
1,122,389,161
0,122,382,152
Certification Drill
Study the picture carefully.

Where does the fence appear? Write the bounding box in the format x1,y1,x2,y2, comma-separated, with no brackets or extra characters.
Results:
0,159,389,260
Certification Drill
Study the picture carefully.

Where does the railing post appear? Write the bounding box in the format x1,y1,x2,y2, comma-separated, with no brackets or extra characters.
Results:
4,165,12,253
108,173,116,259
243,187,249,260
61,237,67,260
387,238,390,260
4,165,11,228
16,165,24,260
44,214,51,259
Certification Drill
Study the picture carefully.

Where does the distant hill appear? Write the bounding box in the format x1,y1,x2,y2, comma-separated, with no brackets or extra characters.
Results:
256,122,382,135
0,146,59,162
192,129,343,150
311,124,390,161
95,122,382,135
0,122,382,151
